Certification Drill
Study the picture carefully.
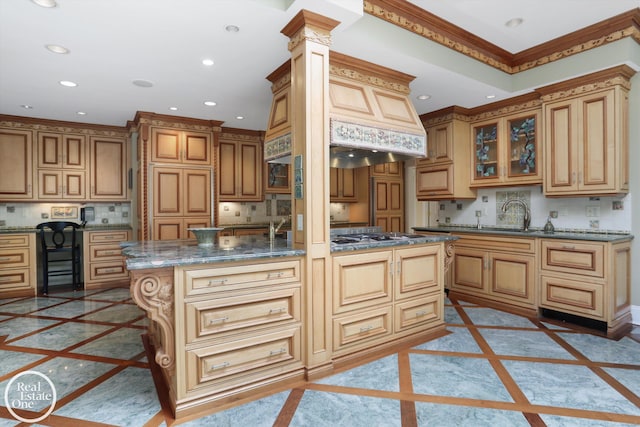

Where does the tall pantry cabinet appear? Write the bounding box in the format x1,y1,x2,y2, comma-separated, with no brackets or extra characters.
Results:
131,112,222,241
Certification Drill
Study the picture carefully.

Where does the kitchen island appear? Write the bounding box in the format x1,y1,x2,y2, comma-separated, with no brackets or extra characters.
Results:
122,232,454,417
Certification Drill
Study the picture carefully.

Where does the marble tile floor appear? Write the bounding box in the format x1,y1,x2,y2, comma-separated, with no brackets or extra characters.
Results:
0,288,639,426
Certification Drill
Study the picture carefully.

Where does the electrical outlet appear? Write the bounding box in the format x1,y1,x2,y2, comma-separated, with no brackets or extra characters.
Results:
235,211,240,217
589,220,600,229
475,210,482,217
41,213,49,219
102,218,109,224
586,206,600,217
549,210,558,218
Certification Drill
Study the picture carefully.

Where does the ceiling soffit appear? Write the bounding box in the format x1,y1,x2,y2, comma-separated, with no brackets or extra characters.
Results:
364,0,640,74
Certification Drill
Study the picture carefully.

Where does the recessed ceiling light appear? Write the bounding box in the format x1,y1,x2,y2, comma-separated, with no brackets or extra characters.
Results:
169,107,178,111
59,80,77,87
202,59,214,66
132,79,154,88
76,111,86,116
204,101,217,106
235,116,244,120
46,44,69,54
21,105,33,109
416,94,431,100
225,25,240,33
505,17,523,28
31,0,57,7
348,153,355,158
486,94,496,99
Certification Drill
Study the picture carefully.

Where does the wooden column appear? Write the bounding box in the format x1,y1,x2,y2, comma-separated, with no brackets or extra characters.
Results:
281,10,339,376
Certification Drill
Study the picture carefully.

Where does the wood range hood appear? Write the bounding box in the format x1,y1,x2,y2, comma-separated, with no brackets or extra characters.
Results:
264,51,427,168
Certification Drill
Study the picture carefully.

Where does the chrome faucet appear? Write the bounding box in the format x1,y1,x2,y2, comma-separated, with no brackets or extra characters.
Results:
501,198,531,231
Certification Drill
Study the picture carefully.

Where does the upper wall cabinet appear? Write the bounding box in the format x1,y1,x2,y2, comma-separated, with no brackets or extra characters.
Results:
416,108,476,200
538,65,634,197
265,163,290,194
217,128,263,202
151,127,212,165
89,136,129,201
36,132,87,200
469,94,542,188
0,128,33,200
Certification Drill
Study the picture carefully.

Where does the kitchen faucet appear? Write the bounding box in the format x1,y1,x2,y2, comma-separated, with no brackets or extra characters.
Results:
501,198,531,231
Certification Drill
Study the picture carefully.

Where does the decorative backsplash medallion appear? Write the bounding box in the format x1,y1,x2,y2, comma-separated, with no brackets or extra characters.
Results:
330,119,426,156
264,132,292,161
496,190,531,227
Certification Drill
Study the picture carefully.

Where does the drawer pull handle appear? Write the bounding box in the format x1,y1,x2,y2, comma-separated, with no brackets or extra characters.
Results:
0,257,12,261
207,278,227,286
209,316,229,325
269,307,286,315
0,277,12,282
0,240,11,244
209,362,230,371
562,245,575,250
415,310,428,317
267,272,283,279
359,325,374,333
269,348,287,356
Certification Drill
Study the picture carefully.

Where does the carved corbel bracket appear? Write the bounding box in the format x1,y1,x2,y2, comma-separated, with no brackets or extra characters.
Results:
444,241,455,273
129,268,175,369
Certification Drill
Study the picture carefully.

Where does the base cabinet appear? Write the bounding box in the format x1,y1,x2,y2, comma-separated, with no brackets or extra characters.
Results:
0,233,36,297
331,244,444,356
539,238,631,335
451,234,537,310
83,230,131,289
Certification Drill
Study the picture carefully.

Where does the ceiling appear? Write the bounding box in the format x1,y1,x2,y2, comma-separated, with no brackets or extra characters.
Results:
1,0,638,131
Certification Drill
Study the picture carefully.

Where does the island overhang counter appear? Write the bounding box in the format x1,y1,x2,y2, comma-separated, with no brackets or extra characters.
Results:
121,233,455,417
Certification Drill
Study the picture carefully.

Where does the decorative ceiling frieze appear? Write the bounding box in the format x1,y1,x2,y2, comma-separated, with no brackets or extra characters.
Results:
364,0,640,74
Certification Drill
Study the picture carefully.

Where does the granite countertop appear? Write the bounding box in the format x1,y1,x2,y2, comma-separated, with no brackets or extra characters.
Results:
412,226,633,243
0,224,132,234
329,233,457,253
122,235,305,270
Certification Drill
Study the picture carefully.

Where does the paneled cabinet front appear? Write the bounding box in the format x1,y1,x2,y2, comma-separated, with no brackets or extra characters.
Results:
83,229,131,289
89,136,129,201
152,167,211,240
0,233,36,297
218,139,262,201
331,244,444,356
329,168,356,202
151,127,212,165
0,128,33,200
36,132,87,200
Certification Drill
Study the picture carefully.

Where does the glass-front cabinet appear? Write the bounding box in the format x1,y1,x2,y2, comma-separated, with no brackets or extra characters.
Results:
471,109,541,187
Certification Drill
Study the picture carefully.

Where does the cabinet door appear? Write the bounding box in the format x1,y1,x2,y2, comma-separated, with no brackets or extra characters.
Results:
505,112,540,184
37,170,85,199
471,120,500,184
394,245,441,300
0,129,33,199
153,218,184,240
89,137,128,200
183,131,211,165
373,179,403,232
218,141,237,198
151,128,181,163
452,247,487,294
153,167,183,216
490,252,535,306
424,122,452,164
184,168,211,216
38,133,86,170
416,164,453,198
239,142,261,199
184,217,212,239
265,163,290,194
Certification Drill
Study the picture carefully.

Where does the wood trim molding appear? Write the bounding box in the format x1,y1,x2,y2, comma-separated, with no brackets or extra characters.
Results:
0,114,128,137
537,64,635,101
364,0,640,74
131,111,223,133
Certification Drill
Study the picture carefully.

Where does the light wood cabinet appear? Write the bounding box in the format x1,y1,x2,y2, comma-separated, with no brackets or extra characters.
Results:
451,234,537,311
539,238,631,336
175,258,303,402
265,163,290,194
0,233,37,297
416,112,476,200
218,132,262,201
331,244,444,356
0,128,33,200
470,109,542,187
89,136,129,201
83,229,131,289
150,127,211,165
372,174,403,232
152,167,211,240
36,132,87,199
329,168,356,202
539,65,633,197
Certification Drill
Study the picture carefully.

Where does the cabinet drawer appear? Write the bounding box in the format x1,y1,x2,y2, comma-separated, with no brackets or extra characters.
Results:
186,287,301,343
181,259,301,297
88,244,123,262
88,230,130,243
395,294,441,332
0,234,30,248
88,262,128,282
186,327,300,392
0,248,30,268
332,251,393,314
395,245,441,300
540,275,603,318
0,268,31,291
540,240,604,278
454,234,536,253
333,306,393,352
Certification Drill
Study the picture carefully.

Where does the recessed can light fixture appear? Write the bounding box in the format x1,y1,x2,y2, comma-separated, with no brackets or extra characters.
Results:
505,17,523,28
235,115,244,120
31,0,57,7
132,79,153,88
46,44,69,54
76,111,87,116
21,105,33,109
225,25,240,33
202,59,214,66
204,101,217,106
59,80,77,87
486,94,496,99
169,107,178,111
416,94,431,100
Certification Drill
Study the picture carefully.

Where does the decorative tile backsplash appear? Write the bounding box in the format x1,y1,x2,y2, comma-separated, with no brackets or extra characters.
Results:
0,203,131,227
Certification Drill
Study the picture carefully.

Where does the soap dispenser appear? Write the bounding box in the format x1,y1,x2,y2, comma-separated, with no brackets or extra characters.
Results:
543,217,555,234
